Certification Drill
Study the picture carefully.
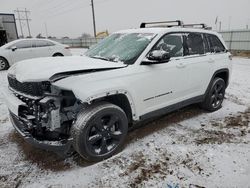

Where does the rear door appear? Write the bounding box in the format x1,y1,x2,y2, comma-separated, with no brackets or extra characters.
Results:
181,32,213,97
206,34,229,72
34,40,55,57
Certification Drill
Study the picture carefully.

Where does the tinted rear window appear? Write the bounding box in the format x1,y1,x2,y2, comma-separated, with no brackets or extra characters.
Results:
206,34,226,53
14,40,32,49
36,40,55,47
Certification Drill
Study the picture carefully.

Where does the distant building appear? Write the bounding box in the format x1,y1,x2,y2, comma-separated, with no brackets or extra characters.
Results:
0,13,18,46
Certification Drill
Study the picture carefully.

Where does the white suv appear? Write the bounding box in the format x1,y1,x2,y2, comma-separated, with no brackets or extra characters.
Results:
4,21,232,161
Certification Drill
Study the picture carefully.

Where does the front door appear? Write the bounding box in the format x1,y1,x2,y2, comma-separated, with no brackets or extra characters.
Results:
132,33,190,116
10,40,35,63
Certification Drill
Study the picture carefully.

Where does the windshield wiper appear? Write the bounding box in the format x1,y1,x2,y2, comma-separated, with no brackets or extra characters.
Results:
91,55,110,61
91,55,120,63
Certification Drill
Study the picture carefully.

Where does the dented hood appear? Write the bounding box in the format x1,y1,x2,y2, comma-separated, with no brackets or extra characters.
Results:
8,56,127,82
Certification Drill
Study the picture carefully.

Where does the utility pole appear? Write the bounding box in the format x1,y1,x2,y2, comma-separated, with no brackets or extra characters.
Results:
24,8,31,37
16,8,24,38
44,22,48,38
14,8,32,38
90,0,97,37
228,16,231,30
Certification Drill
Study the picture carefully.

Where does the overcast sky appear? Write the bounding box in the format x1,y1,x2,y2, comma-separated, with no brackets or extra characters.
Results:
1,0,250,38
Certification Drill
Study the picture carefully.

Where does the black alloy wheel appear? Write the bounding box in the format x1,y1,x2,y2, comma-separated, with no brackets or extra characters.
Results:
72,102,128,161
200,77,226,112
210,81,225,109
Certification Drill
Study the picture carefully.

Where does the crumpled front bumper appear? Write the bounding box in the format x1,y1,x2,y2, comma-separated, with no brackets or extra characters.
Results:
3,87,73,156
9,112,73,155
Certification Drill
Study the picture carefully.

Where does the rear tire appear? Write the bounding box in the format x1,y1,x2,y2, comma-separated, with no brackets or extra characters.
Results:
71,102,128,162
0,57,9,70
200,77,226,112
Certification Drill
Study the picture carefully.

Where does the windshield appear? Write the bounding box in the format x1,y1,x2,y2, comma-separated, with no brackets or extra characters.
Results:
85,33,155,64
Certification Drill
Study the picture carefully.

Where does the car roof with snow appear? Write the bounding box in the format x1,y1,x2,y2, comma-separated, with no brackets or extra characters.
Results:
0,38,58,49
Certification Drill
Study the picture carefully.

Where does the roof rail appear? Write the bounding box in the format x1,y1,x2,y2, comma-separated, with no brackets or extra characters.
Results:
183,23,212,30
140,21,212,30
140,20,183,28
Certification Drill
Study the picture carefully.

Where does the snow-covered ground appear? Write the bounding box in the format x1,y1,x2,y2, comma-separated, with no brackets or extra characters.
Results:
0,51,249,188
70,48,88,56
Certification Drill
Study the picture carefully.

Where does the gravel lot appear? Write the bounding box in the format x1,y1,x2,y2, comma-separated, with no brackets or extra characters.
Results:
0,52,249,188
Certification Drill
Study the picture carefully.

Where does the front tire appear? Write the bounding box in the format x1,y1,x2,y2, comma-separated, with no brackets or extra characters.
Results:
200,77,226,112
0,57,9,70
71,102,128,162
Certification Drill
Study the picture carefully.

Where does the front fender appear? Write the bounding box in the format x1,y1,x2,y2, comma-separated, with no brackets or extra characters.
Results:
53,79,139,121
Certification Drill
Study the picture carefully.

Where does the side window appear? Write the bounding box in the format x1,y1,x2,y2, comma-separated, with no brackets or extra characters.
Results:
185,33,205,55
153,33,184,58
206,34,225,53
36,40,48,47
36,40,54,47
46,41,55,46
14,40,32,49
31,40,37,48
203,34,210,53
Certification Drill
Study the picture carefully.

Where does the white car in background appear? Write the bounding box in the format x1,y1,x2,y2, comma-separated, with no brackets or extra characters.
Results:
0,38,72,70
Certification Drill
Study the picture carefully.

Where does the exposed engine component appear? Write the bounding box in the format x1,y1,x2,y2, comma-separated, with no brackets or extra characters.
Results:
12,87,78,141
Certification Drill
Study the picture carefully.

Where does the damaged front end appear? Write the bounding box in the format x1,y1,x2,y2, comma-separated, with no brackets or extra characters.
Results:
6,75,82,155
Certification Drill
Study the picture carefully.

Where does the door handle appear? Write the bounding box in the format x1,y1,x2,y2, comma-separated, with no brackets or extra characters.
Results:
208,58,215,63
176,62,186,68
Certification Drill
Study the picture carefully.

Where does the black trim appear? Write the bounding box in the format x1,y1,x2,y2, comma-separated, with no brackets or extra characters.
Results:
143,91,173,102
205,68,230,94
140,95,204,121
140,20,183,28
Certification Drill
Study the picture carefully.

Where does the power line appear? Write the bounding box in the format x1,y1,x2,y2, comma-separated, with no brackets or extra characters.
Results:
38,0,110,21
42,4,89,19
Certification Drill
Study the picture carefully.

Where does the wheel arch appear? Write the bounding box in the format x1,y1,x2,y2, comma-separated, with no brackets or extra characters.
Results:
214,69,229,87
83,90,137,123
205,68,229,95
0,56,9,64
0,56,10,69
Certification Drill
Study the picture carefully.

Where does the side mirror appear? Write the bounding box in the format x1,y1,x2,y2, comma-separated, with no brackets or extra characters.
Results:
11,46,17,51
142,50,171,65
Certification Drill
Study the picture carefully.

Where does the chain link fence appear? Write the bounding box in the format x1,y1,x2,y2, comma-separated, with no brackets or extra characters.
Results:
52,37,104,48
219,29,250,51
